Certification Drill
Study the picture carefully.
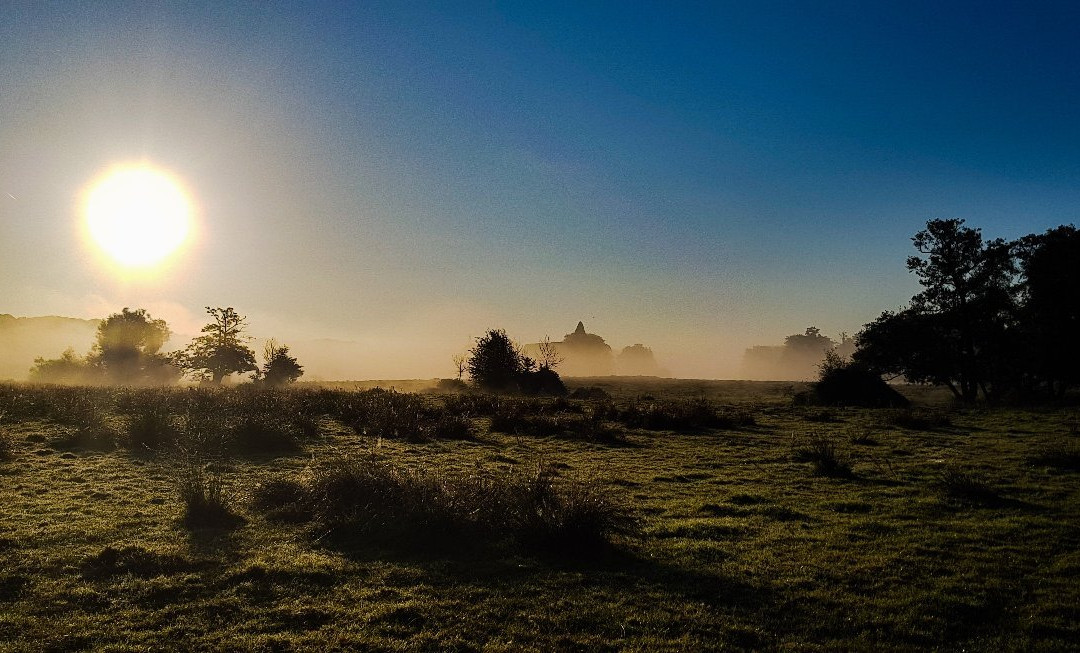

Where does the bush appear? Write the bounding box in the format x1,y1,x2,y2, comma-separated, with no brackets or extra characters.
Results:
802,354,910,408
517,368,568,396
229,413,303,454
792,436,854,478
570,386,612,400
489,401,621,443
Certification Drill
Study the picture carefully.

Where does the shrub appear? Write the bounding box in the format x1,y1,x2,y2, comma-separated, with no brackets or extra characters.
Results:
792,435,854,478
803,353,910,408
516,368,568,396
614,398,754,432
570,386,612,400
433,378,468,393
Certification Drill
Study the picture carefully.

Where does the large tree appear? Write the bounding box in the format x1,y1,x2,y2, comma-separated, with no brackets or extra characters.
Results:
89,308,179,385
1015,225,1080,396
856,219,1017,403
178,307,258,384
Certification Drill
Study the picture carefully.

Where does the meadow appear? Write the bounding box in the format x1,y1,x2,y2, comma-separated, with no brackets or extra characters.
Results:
0,379,1077,651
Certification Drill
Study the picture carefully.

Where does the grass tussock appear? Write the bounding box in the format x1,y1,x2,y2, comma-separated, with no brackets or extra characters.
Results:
0,427,12,461
251,456,630,553
937,468,1001,506
176,462,239,528
792,435,855,478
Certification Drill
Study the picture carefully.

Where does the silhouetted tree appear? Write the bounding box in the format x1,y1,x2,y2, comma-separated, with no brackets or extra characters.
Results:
28,347,98,385
536,336,563,371
467,329,534,392
260,339,303,386
89,307,180,385
451,353,467,380
855,219,1017,403
1015,225,1080,397
178,307,258,384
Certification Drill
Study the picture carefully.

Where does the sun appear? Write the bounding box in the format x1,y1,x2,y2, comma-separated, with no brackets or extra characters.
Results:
83,164,193,268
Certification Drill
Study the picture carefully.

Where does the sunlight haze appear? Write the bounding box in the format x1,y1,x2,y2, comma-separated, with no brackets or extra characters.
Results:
2,2,1078,379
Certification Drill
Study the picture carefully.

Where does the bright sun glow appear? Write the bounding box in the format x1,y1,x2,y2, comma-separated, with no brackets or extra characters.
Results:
84,164,193,268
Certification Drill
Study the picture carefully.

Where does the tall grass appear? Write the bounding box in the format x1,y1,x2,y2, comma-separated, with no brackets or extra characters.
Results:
792,435,854,478
175,461,237,528
251,456,630,553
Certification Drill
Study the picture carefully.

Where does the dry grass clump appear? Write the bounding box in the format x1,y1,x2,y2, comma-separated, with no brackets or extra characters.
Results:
937,468,1000,506
176,462,239,528
792,435,854,478
251,456,630,553
597,397,755,432
0,427,12,461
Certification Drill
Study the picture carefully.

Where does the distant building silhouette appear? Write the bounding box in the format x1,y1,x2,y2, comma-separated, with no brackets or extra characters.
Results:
525,321,665,377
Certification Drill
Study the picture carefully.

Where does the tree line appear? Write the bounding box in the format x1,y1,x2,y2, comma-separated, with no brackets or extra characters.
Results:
851,219,1079,403
29,307,303,386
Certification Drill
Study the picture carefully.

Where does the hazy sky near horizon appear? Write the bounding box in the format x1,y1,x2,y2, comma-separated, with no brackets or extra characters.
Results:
2,1,1079,378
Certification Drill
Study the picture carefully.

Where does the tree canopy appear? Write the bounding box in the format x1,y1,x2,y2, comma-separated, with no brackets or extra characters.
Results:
177,307,258,384
90,308,179,385
260,339,303,386
855,219,1080,403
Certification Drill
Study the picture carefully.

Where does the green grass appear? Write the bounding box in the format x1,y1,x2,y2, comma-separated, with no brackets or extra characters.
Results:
0,381,1077,650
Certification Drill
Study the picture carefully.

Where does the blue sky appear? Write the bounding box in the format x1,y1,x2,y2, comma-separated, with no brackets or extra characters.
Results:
1,1,1078,377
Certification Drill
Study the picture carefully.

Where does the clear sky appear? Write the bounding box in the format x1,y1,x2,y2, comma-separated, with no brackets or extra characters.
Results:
1,1,1078,378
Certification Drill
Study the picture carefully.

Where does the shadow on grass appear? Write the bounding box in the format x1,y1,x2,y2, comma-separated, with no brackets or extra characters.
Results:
315,525,770,612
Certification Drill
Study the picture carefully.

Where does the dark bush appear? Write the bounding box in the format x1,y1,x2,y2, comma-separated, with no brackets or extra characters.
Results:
804,355,909,408
570,386,612,400
614,398,755,432
516,368,567,396
124,403,178,453
229,413,303,454
433,378,469,393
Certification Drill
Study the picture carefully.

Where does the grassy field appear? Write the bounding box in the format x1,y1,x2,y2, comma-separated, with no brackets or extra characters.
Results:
0,380,1077,651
